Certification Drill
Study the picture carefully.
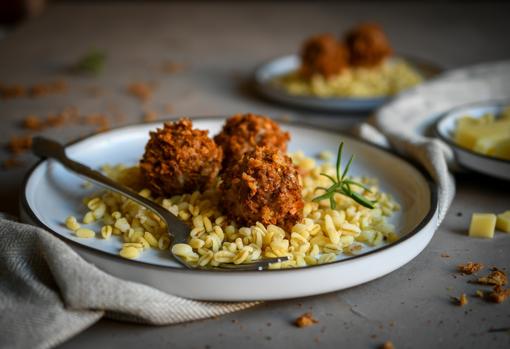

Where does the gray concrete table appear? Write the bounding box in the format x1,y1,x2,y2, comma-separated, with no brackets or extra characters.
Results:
1,2,510,348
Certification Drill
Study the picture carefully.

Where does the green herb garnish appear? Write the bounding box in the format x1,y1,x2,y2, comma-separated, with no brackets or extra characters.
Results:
71,49,106,75
313,141,376,209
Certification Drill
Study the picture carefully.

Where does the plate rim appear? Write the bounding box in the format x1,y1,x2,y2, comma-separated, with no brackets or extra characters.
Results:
435,99,510,165
21,116,439,275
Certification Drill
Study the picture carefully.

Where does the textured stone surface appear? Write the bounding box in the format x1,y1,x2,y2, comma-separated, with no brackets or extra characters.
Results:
1,2,509,348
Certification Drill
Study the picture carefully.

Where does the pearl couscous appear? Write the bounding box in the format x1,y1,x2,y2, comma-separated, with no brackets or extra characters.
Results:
64,151,400,269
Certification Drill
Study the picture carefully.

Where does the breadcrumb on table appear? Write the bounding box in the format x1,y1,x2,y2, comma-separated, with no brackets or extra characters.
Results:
127,82,156,102
487,286,510,303
473,268,507,286
458,262,484,274
7,135,33,155
452,293,468,306
295,312,318,328
380,340,395,349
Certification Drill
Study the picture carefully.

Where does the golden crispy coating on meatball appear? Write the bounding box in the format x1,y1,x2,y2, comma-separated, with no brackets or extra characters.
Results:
300,33,349,79
221,147,304,232
214,113,290,170
345,23,392,68
140,118,222,196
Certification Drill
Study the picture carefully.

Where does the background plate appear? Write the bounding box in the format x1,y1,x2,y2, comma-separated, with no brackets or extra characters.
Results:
435,100,510,180
254,55,441,113
22,118,438,301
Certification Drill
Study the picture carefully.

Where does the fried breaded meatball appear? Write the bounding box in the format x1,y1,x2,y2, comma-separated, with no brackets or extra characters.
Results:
345,23,392,68
214,113,290,170
221,147,304,232
140,118,222,196
300,33,349,79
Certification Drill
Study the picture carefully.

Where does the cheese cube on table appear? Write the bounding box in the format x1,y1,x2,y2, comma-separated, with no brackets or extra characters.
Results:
496,211,510,233
468,213,496,238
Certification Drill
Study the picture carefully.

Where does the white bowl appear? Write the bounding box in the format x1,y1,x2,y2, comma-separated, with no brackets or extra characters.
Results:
21,117,439,301
435,100,510,181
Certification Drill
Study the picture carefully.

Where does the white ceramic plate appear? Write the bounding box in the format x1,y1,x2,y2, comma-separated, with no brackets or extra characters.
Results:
21,118,438,301
435,100,510,181
254,54,441,113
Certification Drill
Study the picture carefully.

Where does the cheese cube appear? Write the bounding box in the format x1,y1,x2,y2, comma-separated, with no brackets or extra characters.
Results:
496,211,510,233
488,139,510,160
468,213,496,238
454,120,510,149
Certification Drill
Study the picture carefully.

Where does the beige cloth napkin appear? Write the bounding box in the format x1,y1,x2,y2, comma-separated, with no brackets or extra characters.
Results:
353,123,454,224
0,219,258,349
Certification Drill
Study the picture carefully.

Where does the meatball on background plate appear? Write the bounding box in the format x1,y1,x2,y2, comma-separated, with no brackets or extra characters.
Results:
22,117,438,301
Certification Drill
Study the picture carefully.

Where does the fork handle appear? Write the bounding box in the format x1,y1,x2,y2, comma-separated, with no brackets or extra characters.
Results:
31,136,189,240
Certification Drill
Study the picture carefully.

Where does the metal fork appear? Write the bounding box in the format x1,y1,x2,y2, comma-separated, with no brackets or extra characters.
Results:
32,136,288,271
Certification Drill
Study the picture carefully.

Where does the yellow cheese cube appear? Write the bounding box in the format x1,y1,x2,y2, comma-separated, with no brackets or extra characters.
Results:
454,120,510,149
488,138,510,160
473,136,505,155
496,211,510,233
468,213,496,238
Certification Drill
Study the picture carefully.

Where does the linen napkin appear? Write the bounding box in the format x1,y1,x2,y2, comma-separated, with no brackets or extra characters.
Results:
0,218,258,349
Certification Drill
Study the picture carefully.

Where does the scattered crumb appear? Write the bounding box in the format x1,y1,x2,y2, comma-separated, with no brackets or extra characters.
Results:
163,103,174,113
83,113,110,132
30,80,68,97
487,286,510,303
7,135,33,155
2,157,23,169
452,293,468,306
161,61,187,74
456,212,463,217
474,268,507,286
440,253,450,258
1,80,68,99
380,340,395,349
475,290,484,298
0,84,26,98
458,262,484,275
143,110,158,122
23,115,44,131
127,82,156,102
294,312,318,328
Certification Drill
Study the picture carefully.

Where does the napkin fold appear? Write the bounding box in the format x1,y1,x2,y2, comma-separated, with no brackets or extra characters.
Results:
353,123,455,224
1,105,461,349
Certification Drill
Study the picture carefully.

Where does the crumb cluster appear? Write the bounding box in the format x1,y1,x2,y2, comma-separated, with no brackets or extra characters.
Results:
0,80,68,99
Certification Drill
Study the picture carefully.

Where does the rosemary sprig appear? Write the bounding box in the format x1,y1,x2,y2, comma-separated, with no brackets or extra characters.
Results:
313,141,376,209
